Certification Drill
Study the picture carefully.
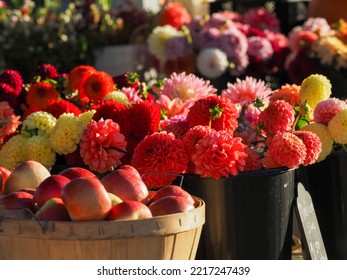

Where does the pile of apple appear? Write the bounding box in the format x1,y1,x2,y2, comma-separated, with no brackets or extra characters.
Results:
0,160,196,222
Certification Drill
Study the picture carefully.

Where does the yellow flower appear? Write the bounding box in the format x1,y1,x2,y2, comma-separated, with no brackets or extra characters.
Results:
49,113,84,155
21,111,57,137
301,122,333,162
328,109,347,144
104,91,129,105
0,134,26,169
25,135,56,168
78,110,96,127
299,74,332,109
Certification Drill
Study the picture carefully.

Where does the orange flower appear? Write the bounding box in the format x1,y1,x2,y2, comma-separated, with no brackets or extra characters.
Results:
0,101,21,142
270,83,301,106
79,71,115,103
26,81,59,109
68,65,96,92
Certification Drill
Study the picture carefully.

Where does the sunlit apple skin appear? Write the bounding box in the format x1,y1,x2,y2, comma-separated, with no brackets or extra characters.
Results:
61,177,112,221
148,195,195,217
0,190,36,219
0,166,11,195
101,165,149,203
106,201,152,221
4,160,51,194
108,192,123,206
33,175,71,208
148,185,194,205
34,198,71,221
58,167,97,180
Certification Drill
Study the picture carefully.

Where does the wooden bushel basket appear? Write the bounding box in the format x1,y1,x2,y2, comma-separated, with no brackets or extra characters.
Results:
0,197,205,260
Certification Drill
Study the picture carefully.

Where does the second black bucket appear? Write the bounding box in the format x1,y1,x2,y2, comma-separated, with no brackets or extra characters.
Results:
177,167,296,260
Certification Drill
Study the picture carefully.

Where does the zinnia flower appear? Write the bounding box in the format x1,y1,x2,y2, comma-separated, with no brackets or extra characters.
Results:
243,7,280,33
269,83,301,106
328,109,347,144
26,81,60,109
293,130,322,165
221,76,271,105
0,82,19,109
80,119,127,173
192,131,247,179
103,91,129,105
21,111,57,137
0,101,21,141
32,64,59,80
259,100,295,135
0,134,26,169
49,113,85,155
43,99,82,118
299,74,332,109
68,65,97,92
314,98,347,125
162,117,190,139
265,132,307,168
301,122,333,162
25,135,56,167
79,71,115,103
131,132,188,188
243,147,262,171
158,2,191,30
186,95,239,133
0,69,23,95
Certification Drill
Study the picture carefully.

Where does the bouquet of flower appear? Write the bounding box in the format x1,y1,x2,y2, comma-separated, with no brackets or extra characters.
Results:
1,60,339,189
147,6,289,88
285,17,347,86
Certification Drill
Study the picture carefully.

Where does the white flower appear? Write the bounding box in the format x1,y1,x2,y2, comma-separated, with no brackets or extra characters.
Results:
147,25,184,66
196,48,229,79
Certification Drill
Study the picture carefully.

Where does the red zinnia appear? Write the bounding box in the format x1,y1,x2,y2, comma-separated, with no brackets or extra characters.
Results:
158,2,191,30
0,69,23,95
186,95,239,134
131,132,188,188
43,99,82,118
26,81,60,109
79,71,115,103
68,65,96,92
32,64,59,80
259,99,295,135
293,130,322,166
192,131,247,179
79,119,127,173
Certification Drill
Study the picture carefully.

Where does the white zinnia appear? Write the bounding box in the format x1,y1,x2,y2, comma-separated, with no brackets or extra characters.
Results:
147,25,184,66
196,48,229,79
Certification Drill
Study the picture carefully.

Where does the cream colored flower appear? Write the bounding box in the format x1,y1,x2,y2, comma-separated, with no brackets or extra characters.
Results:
328,109,347,144
25,135,56,167
78,110,96,127
196,48,229,79
0,134,26,170
49,113,84,155
104,91,129,105
21,111,57,137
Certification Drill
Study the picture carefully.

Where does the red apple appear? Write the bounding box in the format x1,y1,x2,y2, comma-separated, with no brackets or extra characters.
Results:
148,195,195,217
58,167,97,180
34,198,71,221
61,177,112,221
0,166,11,195
4,160,51,194
33,175,71,208
106,201,152,221
101,165,149,203
0,190,36,219
148,185,194,205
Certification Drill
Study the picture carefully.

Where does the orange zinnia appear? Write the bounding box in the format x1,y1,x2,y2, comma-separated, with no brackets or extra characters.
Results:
68,65,96,92
26,81,59,110
79,71,115,103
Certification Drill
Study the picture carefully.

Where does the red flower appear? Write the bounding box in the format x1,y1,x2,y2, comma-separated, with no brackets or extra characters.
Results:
26,81,60,110
68,65,96,92
32,64,59,80
162,118,190,139
92,100,129,129
158,2,191,30
192,131,248,179
187,95,239,133
79,71,115,103
0,69,23,95
0,82,18,109
243,147,262,171
259,99,295,135
265,132,307,169
131,132,188,188
112,72,140,90
79,119,127,173
43,99,82,118
294,130,322,166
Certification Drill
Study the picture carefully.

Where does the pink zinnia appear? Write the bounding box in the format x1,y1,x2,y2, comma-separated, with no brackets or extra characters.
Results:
0,101,21,142
259,100,295,135
270,83,301,106
266,132,307,169
243,147,262,171
247,36,274,62
162,117,190,139
221,76,272,105
131,132,188,188
314,98,347,125
294,130,322,166
192,131,247,179
79,119,127,173
186,95,239,133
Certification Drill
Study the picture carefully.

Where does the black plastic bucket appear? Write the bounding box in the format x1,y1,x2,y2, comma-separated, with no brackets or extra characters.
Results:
176,168,295,260
297,151,347,259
